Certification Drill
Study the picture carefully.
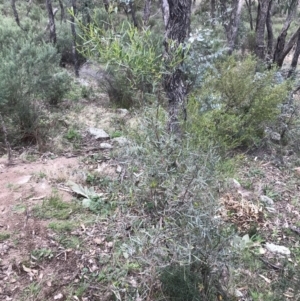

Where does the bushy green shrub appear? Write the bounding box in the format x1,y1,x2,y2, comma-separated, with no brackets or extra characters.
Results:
0,17,70,144
81,20,164,106
111,106,234,300
186,55,290,151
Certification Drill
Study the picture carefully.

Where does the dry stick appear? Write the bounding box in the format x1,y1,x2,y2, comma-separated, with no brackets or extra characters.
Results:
0,113,12,163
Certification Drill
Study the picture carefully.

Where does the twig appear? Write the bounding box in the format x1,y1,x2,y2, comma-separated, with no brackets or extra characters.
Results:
290,226,300,235
0,112,12,164
259,256,283,270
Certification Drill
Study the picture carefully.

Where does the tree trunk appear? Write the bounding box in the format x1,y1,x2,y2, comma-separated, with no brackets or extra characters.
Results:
245,0,253,30
210,0,216,28
288,29,300,78
143,0,151,26
266,0,273,57
255,2,261,32
103,0,109,12
161,0,192,134
220,0,244,55
255,0,271,60
273,0,297,67
129,0,138,27
71,0,79,77
11,0,21,28
58,0,65,23
46,0,57,44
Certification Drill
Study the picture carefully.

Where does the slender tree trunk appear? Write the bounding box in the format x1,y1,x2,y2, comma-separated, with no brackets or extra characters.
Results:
26,0,32,17
210,0,216,28
58,0,65,23
220,0,244,55
103,0,109,12
288,29,300,78
143,0,151,26
161,0,192,134
46,0,57,44
266,0,273,57
273,0,297,67
129,1,138,27
71,0,79,77
11,0,21,28
0,113,12,164
255,2,261,32
255,0,271,60
245,0,253,30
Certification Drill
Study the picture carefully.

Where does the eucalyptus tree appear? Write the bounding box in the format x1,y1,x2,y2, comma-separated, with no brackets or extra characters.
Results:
219,0,244,55
161,0,192,133
46,0,57,44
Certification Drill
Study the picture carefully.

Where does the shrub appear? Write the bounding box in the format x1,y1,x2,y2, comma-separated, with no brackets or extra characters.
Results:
0,17,70,144
81,20,164,106
110,106,234,300
186,55,291,151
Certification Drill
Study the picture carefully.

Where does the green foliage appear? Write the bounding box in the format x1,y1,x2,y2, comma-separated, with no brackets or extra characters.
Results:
31,248,54,261
160,265,202,301
69,181,114,214
65,127,81,141
48,220,77,232
0,232,10,241
186,55,290,151
0,17,70,144
113,106,234,300
33,193,79,220
81,20,164,106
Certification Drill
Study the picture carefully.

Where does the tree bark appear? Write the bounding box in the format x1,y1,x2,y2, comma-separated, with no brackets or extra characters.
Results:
143,0,151,26
103,0,109,12
288,28,300,78
266,0,273,57
210,0,216,28
46,0,57,44
161,0,192,134
71,0,79,77
58,0,65,23
245,0,253,30
220,0,244,55
273,0,297,67
11,0,21,28
129,0,138,27
255,0,271,60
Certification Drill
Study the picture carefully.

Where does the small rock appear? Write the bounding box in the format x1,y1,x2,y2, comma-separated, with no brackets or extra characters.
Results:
260,195,274,206
54,293,64,300
228,178,241,189
271,131,281,141
116,108,129,115
88,128,109,140
112,137,129,146
100,143,113,149
17,175,32,185
265,243,290,255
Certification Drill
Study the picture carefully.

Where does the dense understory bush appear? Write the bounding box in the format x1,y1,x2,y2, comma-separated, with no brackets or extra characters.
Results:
112,106,235,300
0,17,70,144
186,55,291,151
81,19,164,106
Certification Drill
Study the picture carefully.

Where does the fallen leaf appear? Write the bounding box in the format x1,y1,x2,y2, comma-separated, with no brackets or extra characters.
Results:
258,274,271,283
94,238,103,245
